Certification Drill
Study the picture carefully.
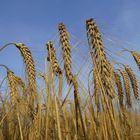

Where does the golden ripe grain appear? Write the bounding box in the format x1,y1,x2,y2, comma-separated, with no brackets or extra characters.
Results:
124,64,139,100
131,51,140,70
86,18,115,99
119,69,132,107
58,23,73,84
114,70,124,107
15,43,37,93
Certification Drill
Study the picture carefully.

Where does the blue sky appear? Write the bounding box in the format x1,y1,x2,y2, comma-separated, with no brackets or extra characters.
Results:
0,0,140,81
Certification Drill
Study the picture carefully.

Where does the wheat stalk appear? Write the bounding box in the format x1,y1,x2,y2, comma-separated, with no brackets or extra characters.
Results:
58,23,87,137
72,76,87,139
90,53,121,140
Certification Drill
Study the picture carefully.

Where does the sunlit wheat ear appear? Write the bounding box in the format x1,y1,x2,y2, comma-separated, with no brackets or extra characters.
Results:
131,51,140,70
0,64,19,105
86,18,115,98
123,64,139,100
15,43,37,94
58,23,73,84
119,69,132,107
7,70,18,105
113,70,124,107
46,41,62,75
0,43,37,94
46,41,63,97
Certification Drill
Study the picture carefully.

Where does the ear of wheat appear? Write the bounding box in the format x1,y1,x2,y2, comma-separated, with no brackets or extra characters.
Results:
124,64,139,100
0,43,37,95
86,18,115,99
131,51,140,70
58,23,73,84
119,69,132,107
0,64,19,105
15,43,37,94
46,41,63,98
113,70,124,107
7,70,18,105
47,41,62,75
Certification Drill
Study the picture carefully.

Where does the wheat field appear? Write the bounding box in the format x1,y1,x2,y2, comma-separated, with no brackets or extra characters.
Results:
0,18,140,140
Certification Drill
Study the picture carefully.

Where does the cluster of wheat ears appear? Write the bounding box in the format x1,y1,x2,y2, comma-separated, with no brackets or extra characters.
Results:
0,18,140,140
